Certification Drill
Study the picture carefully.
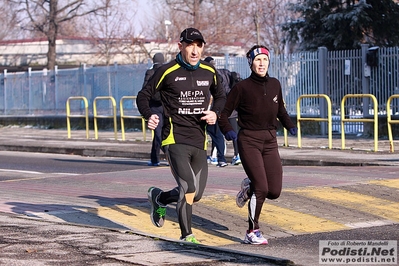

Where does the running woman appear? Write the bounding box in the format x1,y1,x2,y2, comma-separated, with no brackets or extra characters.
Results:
218,45,297,245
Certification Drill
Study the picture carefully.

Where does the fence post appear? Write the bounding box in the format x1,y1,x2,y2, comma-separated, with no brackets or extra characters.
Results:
224,52,229,70
81,64,87,100
42,68,48,115
28,68,32,114
54,65,58,112
3,69,7,115
114,62,119,108
361,44,370,116
318,47,328,135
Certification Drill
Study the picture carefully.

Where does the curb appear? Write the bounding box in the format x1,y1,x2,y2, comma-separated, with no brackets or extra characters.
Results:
0,144,390,167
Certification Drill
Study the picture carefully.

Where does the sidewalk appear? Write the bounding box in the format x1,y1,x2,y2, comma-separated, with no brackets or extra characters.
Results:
1,125,398,166
0,212,288,266
0,125,398,265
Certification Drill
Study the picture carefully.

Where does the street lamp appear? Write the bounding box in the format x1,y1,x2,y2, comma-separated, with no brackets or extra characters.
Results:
164,20,171,41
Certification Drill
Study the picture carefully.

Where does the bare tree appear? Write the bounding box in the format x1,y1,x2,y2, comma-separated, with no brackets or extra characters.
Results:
158,0,292,55
226,0,291,55
7,0,105,69
83,0,138,65
255,0,291,55
0,1,19,40
157,0,254,52
58,15,90,37
165,0,203,28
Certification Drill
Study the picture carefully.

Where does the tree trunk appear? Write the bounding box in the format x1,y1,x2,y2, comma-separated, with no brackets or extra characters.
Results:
47,0,58,70
193,0,200,28
47,35,56,70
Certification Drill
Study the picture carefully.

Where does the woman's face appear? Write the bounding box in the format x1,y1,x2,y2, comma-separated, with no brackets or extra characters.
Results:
251,54,269,77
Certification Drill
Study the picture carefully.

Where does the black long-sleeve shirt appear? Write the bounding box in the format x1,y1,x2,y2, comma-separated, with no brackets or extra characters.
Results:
137,59,226,150
219,72,294,134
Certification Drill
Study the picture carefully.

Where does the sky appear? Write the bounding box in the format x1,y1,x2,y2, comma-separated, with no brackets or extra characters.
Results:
133,0,156,34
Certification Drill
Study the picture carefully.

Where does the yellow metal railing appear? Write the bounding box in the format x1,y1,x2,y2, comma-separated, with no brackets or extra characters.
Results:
276,118,289,147
279,103,289,147
296,94,332,149
341,94,378,151
93,96,118,140
282,127,288,147
119,96,150,141
66,96,89,139
387,94,399,152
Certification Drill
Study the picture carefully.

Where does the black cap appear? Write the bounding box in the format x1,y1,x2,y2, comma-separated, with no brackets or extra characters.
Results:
204,56,214,62
180,28,206,44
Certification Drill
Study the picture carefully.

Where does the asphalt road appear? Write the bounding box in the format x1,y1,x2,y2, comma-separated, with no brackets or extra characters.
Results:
1,150,398,265
0,151,146,175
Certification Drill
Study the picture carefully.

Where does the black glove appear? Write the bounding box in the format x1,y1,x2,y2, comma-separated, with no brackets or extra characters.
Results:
225,130,237,141
289,127,298,136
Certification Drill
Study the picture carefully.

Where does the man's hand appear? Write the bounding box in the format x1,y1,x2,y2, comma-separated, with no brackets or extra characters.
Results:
147,114,159,130
201,110,217,125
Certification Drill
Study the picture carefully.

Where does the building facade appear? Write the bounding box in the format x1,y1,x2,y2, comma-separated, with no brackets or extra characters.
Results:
0,37,246,67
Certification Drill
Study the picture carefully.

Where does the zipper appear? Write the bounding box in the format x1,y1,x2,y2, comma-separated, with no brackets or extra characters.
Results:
263,82,267,95
190,71,194,89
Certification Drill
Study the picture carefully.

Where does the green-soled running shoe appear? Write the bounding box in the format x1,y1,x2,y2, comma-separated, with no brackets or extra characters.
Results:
180,234,200,244
148,187,166,227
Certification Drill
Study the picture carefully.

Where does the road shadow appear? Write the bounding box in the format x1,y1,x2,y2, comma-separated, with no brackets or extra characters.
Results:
5,201,129,230
80,195,243,243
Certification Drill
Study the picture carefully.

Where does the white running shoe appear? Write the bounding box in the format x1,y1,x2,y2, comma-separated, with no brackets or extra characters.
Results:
243,230,268,245
217,161,228,167
208,157,218,165
236,178,251,208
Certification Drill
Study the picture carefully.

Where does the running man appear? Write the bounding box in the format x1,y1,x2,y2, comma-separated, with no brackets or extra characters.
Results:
136,27,226,243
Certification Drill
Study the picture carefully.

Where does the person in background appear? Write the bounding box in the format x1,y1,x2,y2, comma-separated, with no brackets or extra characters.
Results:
227,71,242,165
204,56,242,165
204,56,228,167
218,45,297,245
136,27,225,244
141,53,166,166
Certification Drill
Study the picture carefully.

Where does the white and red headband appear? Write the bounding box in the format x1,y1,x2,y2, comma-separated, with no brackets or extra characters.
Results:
247,47,269,66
